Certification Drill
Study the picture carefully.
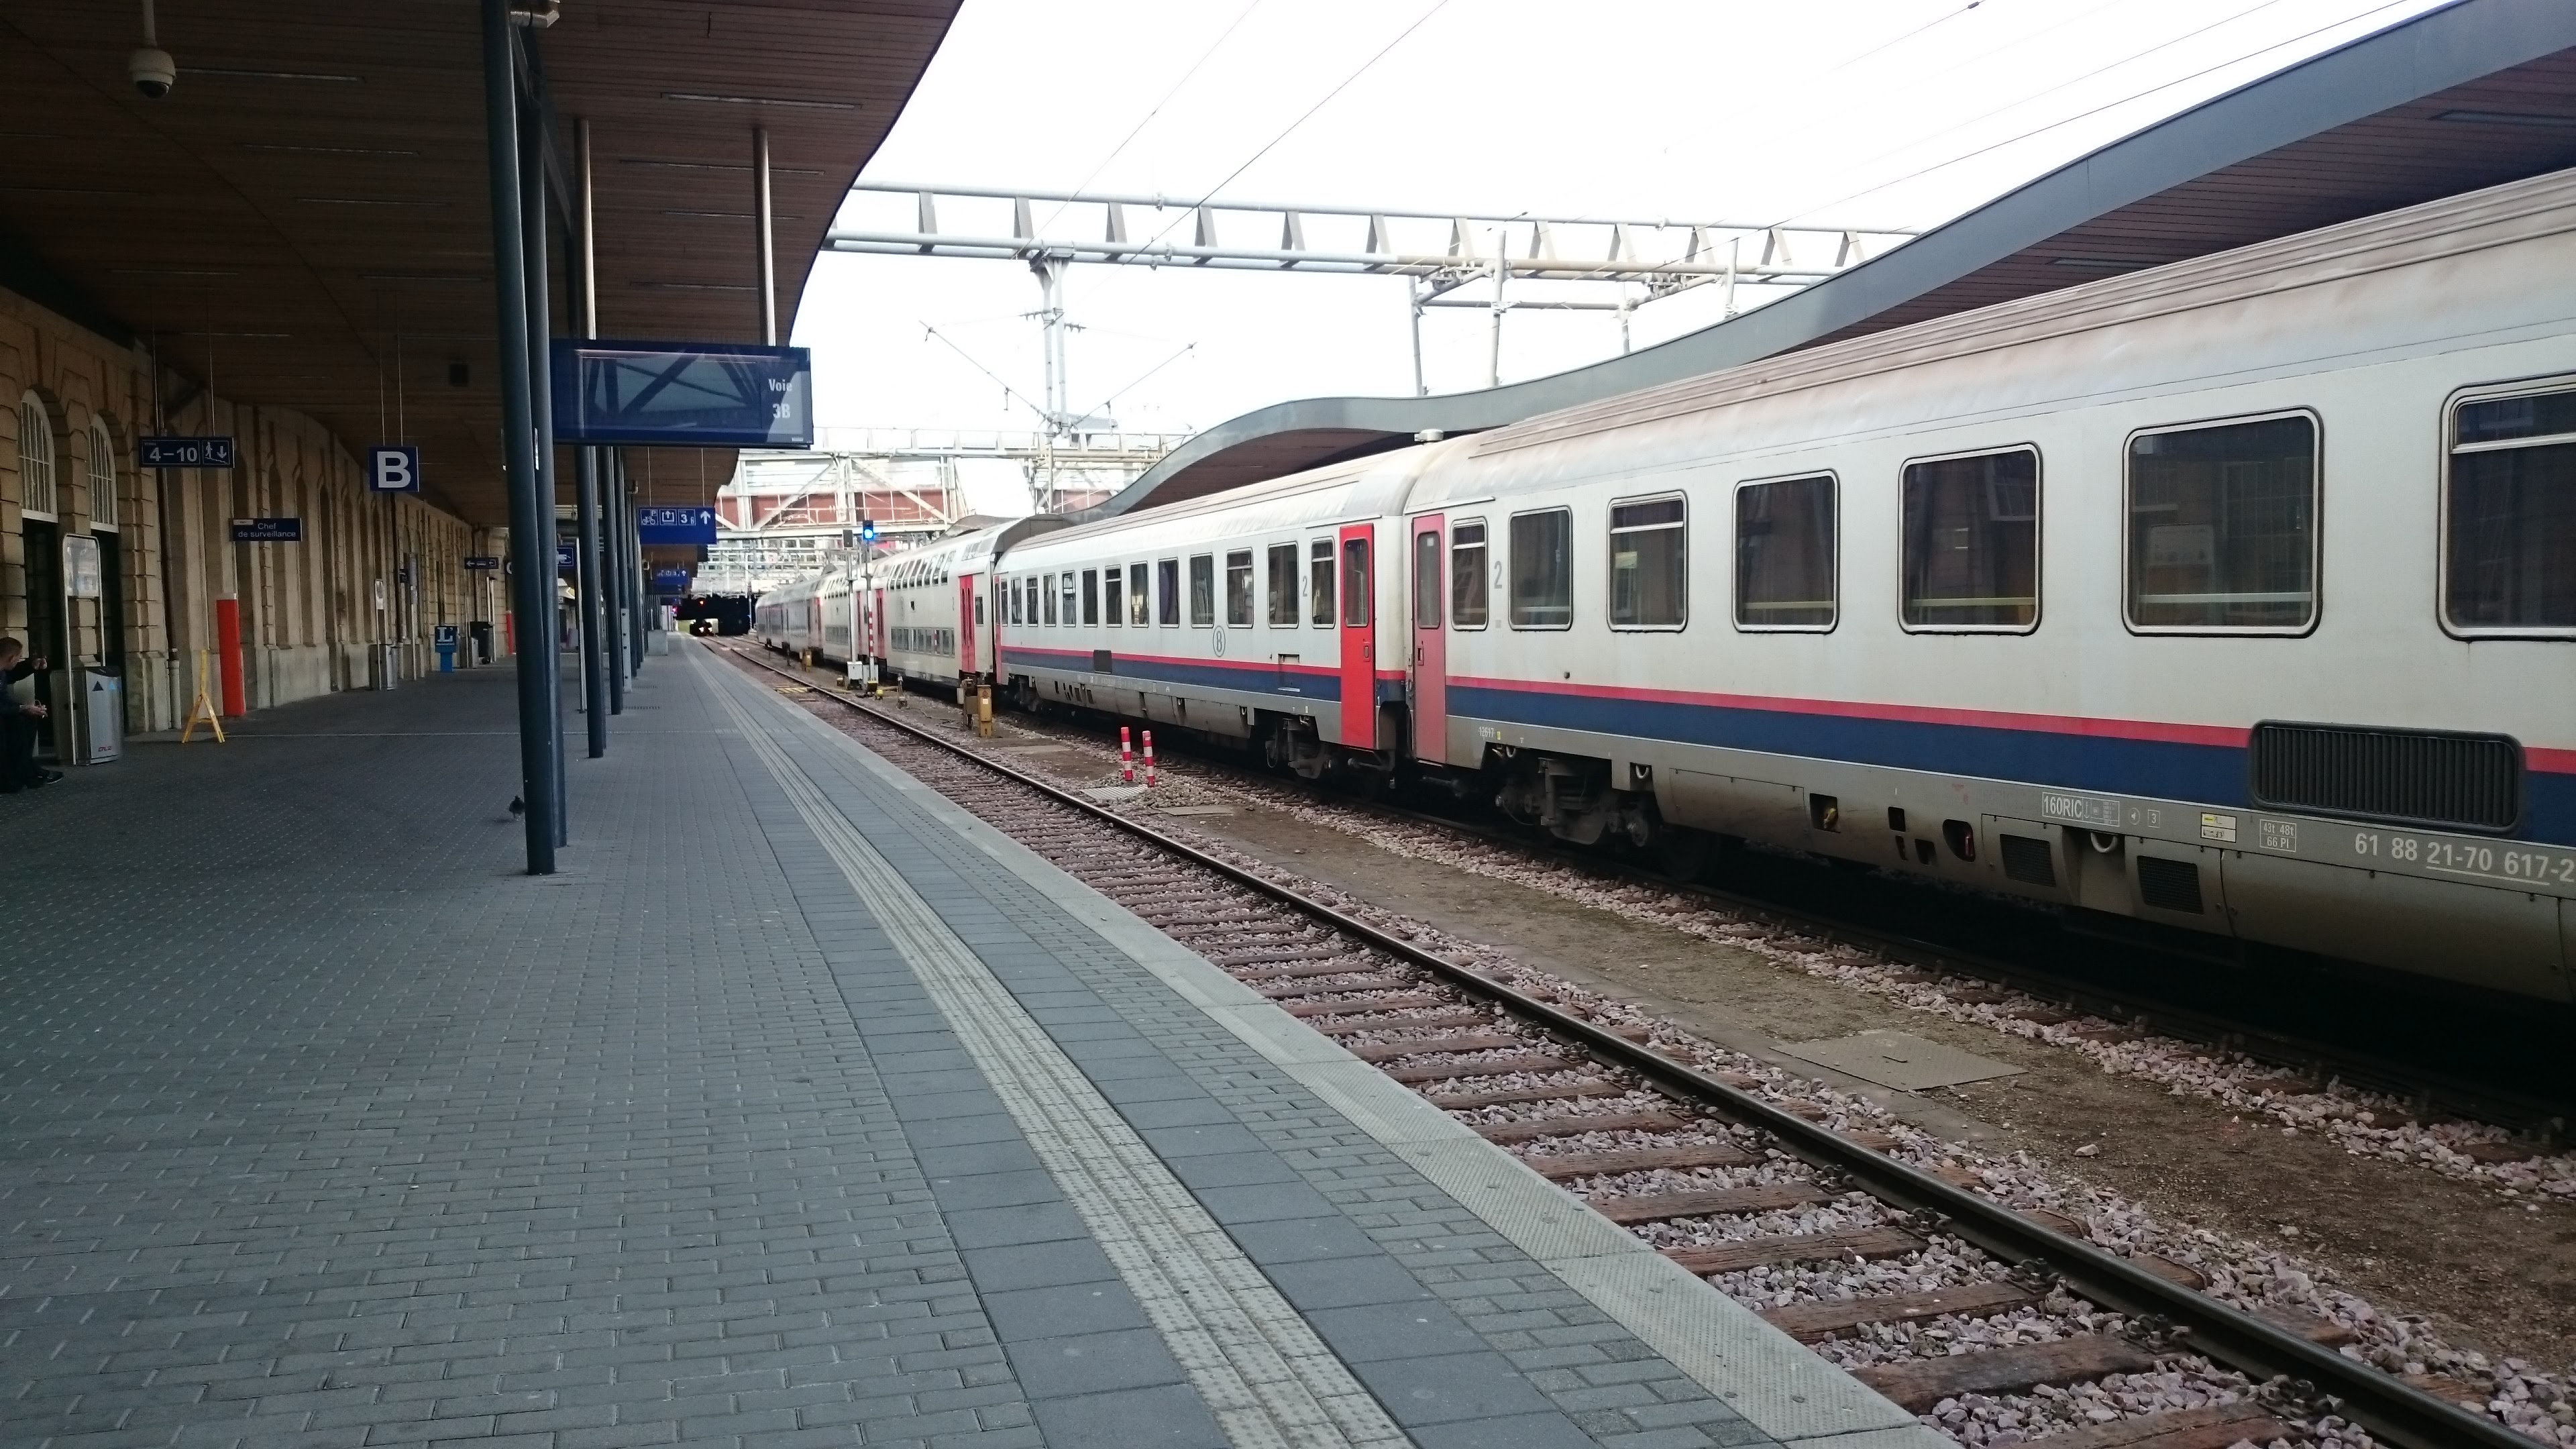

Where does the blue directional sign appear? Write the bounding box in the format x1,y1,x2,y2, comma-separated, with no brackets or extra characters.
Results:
551,339,812,447
140,435,235,469
229,517,301,543
557,541,578,573
462,555,501,570
368,445,421,493
651,568,692,593
636,505,718,546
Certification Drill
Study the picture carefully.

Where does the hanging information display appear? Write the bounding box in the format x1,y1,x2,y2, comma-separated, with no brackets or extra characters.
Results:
549,340,812,447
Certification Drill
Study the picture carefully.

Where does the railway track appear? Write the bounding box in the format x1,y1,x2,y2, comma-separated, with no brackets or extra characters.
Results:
898,672,2576,1140
722,642,2530,1449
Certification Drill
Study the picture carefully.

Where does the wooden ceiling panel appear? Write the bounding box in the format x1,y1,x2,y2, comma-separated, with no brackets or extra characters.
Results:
0,1,961,525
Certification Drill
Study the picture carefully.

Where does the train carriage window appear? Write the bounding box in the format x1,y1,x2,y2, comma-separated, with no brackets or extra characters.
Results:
1310,539,1336,626
1008,578,1023,625
1024,576,1038,626
1735,475,1835,630
1342,537,1371,627
2445,385,2576,633
1189,554,1215,627
1902,448,2038,631
1061,573,1079,628
1081,568,1099,626
1042,572,1058,625
1414,528,1442,627
1104,566,1122,627
1509,508,1572,629
2127,415,2316,632
1130,562,1150,625
1226,549,1254,626
1158,558,1180,625
1267,543,1299,625
1451,521,1489,627
1608,496,1686,629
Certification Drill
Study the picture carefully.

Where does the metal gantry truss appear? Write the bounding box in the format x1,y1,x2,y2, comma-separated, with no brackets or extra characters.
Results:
829,182,1918,391
702,429,1188,594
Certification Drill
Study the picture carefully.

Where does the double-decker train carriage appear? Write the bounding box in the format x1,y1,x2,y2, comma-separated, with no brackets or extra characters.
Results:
758,518,1068,689
977,167,2576,1002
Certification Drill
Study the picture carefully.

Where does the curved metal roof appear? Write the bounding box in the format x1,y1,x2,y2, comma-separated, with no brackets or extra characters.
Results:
1094,0,2576,518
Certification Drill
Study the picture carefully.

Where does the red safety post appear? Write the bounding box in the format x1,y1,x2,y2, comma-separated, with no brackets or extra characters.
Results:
1142,729,1156,788
214,596,247,716
1120,725,1134,784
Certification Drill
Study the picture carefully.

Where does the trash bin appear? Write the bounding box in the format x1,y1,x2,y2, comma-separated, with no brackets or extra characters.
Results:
469,621,494,664
434,624,460,674
76,668,121,765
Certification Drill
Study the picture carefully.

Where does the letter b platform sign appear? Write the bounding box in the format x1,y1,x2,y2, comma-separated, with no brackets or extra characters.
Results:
368,445,421,494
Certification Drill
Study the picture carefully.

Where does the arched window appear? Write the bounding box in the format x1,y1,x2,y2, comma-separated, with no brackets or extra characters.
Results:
87,420,117,531
17,393,56,519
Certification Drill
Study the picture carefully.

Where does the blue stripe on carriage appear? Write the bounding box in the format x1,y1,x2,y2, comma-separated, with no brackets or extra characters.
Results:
1447,683,2576,847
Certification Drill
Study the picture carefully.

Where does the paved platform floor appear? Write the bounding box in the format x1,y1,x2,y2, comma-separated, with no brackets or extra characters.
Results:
0,645,1937,1449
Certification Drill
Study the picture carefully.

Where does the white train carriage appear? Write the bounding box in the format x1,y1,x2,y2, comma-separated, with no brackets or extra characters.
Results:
995,457,1426,779
754,561,876,667
884,518,1068,691
983,167,2576,1001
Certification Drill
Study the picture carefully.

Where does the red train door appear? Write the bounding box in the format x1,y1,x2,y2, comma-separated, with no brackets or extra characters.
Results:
1410,516,1448,764
958,575,977,679
1337,522,1375,749
871,586,885,658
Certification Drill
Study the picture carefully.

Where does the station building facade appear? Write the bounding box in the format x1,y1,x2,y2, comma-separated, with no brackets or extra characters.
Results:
0,287,492,747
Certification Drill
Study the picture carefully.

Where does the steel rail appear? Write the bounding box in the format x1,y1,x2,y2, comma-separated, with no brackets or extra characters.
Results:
1371,798,2576,1135
938,695,2573,1135
721,643,2524,1449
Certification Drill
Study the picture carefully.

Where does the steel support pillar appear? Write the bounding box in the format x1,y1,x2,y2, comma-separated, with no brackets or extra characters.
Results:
573,448,606,755
571,118,609,752
521,102,568,844
480,0,555,875
755,127,778,345
605,443,627,713
620,451,646,676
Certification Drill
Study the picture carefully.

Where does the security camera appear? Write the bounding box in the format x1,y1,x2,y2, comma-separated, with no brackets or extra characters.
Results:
129,46,174,99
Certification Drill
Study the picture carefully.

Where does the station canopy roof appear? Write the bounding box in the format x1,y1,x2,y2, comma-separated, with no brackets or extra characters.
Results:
0,1,959,526
1099,0,2576,517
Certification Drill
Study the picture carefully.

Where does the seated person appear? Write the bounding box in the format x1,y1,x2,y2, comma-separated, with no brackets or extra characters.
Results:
0,637,58,793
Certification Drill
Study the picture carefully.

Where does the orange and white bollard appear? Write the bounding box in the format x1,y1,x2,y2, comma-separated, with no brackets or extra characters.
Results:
1142,730,1157,788
1120,726,1134,784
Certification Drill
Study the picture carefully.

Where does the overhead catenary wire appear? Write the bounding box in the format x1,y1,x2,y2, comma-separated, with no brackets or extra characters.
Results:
920,323,1051,425
1819,0,1982,76
1077,341,1197,423
1775,0,2424,227
1136,0,1451,252
1773,0,2296,225
1036,0,1267,235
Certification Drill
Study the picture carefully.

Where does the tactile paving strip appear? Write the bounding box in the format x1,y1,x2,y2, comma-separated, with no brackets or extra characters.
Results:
711,678,1408,1449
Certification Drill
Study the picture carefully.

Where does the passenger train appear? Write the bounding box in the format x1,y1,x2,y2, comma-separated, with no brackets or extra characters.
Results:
761,168,2576,1002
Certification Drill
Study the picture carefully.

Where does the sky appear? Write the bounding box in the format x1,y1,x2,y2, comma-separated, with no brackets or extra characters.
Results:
788,0,2453,506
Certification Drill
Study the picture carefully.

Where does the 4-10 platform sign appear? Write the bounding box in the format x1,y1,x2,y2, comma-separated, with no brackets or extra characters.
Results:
138,436,235,469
